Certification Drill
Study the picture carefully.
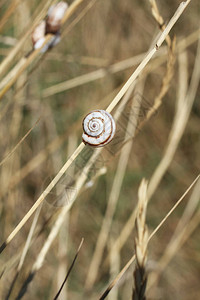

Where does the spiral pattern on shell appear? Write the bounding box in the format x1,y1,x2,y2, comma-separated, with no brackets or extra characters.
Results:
82,110,116,147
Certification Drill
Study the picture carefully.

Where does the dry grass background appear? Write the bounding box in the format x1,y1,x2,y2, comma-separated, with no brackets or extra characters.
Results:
0,0,200,299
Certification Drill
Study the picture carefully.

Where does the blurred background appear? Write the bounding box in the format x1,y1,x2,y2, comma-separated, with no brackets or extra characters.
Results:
0,0,200,299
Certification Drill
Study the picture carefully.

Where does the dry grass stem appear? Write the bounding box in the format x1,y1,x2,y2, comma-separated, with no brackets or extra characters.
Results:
149,0,171,46
42,27,199,97
108,239,120,300
0,117,40,167
56,133,77,300
53,238,84,300
132,179,148,300
0,0,21,32
0,142,85,254
85,79,145,290
145,0,176,120
5,205,42,299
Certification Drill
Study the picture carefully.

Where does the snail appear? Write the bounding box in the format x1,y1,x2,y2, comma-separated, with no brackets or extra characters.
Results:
32,2,68,51
46,1,68,34
82,110,116,147
41,33,61,53
32,21,46,50
32,24,60,52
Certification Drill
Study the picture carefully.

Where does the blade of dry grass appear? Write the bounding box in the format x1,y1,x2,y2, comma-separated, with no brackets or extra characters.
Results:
146,0,176,120
108,238,120,300
0,117,40,167
53,238,84,300
0,0,21,33
62,0,98,37
132,179,148,300
40,27,198,97
85,79,146,290
42,53,155,98
0,142,85,254
5,205,42,300
56,133,77,300
15,238,84,300
42,26,200,98
56,213,69,300
149,0,171,46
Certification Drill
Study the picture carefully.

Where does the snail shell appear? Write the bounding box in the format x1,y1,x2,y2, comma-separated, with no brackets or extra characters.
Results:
82,110,116,147
32,21,46,49
41,33,61,53
46,1,68,34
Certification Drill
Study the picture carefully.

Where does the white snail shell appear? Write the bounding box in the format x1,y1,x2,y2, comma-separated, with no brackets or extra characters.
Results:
82,110,116,147
41,33,61,53
32,21,46,49
46,1,68,34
